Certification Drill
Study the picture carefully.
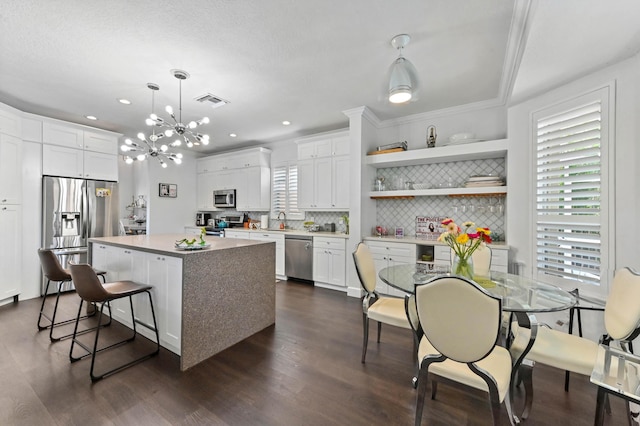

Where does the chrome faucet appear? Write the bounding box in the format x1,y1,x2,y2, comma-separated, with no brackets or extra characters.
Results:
277,211,286,229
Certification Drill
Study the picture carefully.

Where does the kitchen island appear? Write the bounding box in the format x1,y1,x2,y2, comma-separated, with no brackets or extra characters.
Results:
88,234,275,371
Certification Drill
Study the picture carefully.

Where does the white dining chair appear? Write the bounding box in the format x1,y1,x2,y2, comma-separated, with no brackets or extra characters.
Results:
411,275,515,425
510,267,640,421
353,242,411,363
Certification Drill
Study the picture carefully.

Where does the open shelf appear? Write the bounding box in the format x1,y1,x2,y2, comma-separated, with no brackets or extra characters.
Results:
369,186,507,199
366,139,508,168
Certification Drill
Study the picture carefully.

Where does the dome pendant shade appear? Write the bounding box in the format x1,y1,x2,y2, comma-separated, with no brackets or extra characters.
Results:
388,56,417,103
387,34,419,104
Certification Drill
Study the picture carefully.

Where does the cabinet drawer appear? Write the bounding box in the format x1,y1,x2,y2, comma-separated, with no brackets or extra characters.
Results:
313,236,345,251
491,248,508,267
434,245,451,261
367,241,415,259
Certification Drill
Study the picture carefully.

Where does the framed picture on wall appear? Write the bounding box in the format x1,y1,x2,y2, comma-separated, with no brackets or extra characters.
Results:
159,183,177,198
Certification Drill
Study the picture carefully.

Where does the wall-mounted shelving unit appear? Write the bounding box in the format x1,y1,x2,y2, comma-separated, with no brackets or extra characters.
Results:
367,138,509,199
366,138,508,168
369,186,507,199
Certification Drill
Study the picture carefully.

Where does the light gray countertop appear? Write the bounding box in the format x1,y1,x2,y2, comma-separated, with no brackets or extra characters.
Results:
362,235,508,248
89,234,270,257
223,228,350,239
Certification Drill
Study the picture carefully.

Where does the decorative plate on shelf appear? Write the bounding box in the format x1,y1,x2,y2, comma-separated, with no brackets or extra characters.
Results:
175,243,211,251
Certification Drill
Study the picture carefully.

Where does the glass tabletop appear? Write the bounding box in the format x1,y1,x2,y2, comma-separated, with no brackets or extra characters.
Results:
378,264,577,313
591,344,640,401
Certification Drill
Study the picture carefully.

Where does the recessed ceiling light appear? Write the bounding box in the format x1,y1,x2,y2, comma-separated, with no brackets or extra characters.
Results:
85,115,97,120
229,133,237,137
118,98,131,105
282,120,291,126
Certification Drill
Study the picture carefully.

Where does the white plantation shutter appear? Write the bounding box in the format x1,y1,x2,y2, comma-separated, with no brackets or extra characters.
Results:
271,163,304,220
533,87,611,289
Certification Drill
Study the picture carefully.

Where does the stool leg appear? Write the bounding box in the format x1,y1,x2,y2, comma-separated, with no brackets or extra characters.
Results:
37,279,53,330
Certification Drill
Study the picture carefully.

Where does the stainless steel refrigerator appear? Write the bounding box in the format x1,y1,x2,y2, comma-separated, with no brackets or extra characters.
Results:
41,176,119,295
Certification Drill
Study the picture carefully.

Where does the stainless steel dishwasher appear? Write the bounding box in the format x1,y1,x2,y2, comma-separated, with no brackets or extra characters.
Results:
285,235,313,281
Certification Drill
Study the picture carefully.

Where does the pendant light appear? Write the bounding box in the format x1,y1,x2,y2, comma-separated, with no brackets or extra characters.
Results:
388,34,419,104
146,69,210,148
121,83,183,168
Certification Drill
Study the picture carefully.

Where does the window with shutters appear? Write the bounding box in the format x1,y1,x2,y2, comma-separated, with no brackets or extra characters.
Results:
271,162,304,220
532,86,612,293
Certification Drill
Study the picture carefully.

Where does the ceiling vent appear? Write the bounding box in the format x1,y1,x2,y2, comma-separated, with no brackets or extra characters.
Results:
194,93,230,109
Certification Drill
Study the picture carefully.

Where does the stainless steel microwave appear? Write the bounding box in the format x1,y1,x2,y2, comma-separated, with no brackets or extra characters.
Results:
214,189,236,208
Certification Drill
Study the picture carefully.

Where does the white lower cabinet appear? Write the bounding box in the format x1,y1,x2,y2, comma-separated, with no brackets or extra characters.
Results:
90,244,183,354
249,232,285,277
367,241,416,297
0,205,21,301
224,230,249,239
313,237,346,288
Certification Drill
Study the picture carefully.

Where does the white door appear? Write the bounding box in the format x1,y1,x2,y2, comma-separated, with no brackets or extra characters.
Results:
147,253,182,354
328,250,346,286
313,248,330,283
0,205,21,300
314,157,332,208
297,159,315,209
332,156,350,209
0,134,22,205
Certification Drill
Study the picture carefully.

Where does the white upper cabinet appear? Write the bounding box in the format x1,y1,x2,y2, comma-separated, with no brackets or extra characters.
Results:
297,132,350,160
42,122,84,148
83,150,118,180
0,134,23,204
42,144,83,178
0,107,22,138
296,131,350,211
83,130,118,155
40,120,119,181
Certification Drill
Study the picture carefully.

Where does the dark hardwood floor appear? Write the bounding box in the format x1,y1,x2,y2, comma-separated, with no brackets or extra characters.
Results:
0,280,629,425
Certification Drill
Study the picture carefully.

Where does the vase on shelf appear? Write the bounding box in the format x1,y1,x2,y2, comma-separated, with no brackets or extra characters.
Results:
452,254,474,280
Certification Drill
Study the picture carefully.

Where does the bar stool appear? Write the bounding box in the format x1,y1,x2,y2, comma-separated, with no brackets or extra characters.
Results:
37,248,109,341
68,262,160,382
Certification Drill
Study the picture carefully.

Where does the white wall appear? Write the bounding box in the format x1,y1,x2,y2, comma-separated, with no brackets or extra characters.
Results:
145,150,198,234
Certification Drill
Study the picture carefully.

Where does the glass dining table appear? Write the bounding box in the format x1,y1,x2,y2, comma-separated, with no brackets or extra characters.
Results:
378,263,578,423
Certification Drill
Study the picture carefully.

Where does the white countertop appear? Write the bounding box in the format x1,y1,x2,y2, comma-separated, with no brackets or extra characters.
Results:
223,228,350,239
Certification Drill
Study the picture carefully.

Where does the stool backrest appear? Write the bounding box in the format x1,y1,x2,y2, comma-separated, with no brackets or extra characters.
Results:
68,263,110,303
38,249,71,281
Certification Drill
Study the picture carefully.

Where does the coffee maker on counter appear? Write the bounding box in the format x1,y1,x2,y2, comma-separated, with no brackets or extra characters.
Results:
196,212,212,226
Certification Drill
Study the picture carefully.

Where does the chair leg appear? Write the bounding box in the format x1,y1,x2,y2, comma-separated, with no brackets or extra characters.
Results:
519,364,534,420
361,313,369,363
415,364,430,426
37,279,53,330
594,386,606,426
377,321,382,343
89,292,160,382
431,380,438,400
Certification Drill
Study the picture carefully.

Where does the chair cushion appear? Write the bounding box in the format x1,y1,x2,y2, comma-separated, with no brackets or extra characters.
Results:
367,297,411,329
511,324,599,376
418,335,512,402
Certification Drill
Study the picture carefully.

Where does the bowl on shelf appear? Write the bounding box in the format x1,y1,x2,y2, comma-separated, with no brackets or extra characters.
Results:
449,132,476,143
412,183,431,190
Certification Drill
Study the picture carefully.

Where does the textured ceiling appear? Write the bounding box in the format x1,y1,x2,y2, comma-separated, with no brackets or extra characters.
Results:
2,1,639,155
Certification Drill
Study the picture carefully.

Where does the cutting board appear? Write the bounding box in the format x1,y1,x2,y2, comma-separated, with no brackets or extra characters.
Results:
367,147,406,155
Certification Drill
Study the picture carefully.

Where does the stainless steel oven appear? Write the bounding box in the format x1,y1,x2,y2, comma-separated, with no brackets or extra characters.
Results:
214,189,236,208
